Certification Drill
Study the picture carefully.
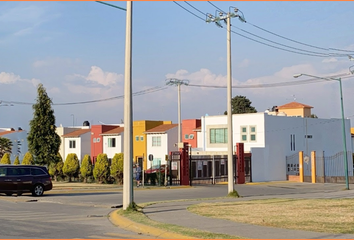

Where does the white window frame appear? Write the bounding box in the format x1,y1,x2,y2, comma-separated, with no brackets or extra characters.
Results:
108,137,116,148
69,140,76,149
240,126,248,142
249,125,257,142
152,136,161,147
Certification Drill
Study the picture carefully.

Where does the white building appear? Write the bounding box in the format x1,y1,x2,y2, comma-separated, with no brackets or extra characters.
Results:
62,129,91,162
145,124,178,169
0,128,28,163
101,126,124,160
197,112,352,182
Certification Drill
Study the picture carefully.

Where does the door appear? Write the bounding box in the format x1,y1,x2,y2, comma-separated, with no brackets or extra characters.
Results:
0,167,10,192
17,168,32,192
3,168,19,192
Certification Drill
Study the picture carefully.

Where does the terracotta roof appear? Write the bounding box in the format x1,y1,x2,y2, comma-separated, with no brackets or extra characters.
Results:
144,124,178,134
62,129,91,138
277,102,313,109
193,126,201,132
100,126,124,136
0,130,22,137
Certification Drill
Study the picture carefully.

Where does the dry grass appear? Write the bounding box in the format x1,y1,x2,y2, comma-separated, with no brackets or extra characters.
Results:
187,198,354,234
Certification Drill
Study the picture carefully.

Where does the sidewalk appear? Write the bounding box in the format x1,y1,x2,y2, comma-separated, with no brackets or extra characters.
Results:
141,189,354,239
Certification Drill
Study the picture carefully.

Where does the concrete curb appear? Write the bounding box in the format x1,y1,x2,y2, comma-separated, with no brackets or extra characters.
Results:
216,181,294,185
109,209,195,239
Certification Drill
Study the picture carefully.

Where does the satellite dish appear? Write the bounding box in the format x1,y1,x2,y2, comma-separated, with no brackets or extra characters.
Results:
304,155,310,164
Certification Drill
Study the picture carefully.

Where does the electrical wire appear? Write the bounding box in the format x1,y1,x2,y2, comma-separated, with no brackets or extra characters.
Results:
206,1,354,54
173,1,205,21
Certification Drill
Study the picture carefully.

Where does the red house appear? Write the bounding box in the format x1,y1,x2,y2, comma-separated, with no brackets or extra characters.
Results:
90,125,118,163
181,119,201,148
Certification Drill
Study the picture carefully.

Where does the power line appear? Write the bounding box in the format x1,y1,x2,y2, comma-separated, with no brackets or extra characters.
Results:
180,1,352,57
207,1,354,54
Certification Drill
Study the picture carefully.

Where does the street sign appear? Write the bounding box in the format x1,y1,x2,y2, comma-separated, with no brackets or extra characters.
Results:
148,154,153,161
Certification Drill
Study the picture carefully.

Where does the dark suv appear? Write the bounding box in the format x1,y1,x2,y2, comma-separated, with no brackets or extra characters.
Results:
0,165,52,196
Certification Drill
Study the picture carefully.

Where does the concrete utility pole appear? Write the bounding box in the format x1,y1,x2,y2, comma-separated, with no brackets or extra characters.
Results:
123,1,133,210
206,7,246,194
166,78,189,144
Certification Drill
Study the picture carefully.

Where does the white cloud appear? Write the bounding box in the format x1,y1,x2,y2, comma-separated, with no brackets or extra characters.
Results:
85,66,123,87
0,72,20,84
238,59,250,68
322,58,338,63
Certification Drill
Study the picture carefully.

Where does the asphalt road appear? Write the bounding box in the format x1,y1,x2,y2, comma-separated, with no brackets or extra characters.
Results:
0,182,347,239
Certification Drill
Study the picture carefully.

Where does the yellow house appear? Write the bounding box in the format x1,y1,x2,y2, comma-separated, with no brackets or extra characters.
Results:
133,120,172,170
277,102,313,118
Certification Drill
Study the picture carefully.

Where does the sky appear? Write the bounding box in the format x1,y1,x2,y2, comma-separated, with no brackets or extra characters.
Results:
1,1,354,131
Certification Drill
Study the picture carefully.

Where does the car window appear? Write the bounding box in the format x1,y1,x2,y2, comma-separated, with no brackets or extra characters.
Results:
0,168,7,176
7,168,20,176
31,168,46,176
17,168,31,176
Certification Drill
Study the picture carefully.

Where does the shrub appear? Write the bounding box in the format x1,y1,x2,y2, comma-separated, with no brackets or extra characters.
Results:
93,153,110,184
13,156,20,165
48,154,64,181
80,154,93,183
62,153,80,182
22,152,35,165
111,153,124,184
0,153,11,164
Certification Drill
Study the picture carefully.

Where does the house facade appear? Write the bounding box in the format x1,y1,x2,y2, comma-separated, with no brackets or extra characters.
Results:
145,124,178,169
182,119,201,148
133,120,172,170
101,126,124,160
91,125,119,163
62,129,91,162
0,128,28,163
196,112,352,182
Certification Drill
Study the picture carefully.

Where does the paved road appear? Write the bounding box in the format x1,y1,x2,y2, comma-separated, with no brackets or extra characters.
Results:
0,182,349,239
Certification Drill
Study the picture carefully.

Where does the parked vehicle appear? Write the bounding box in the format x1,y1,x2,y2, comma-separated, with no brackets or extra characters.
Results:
0,165,52,196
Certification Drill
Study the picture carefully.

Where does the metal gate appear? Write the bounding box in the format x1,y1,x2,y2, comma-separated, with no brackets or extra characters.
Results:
169,151,181,185
286,152,299,176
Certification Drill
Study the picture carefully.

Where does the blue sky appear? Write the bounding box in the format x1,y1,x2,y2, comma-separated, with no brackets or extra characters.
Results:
1,1,354,130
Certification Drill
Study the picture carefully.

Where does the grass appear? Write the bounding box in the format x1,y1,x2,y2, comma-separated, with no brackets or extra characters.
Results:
118,201,244,239
187,198,354,234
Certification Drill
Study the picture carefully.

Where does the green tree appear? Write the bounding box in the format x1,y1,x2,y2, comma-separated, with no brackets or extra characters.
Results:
27,83,61,166
224,95,257,115
22,152,35,165
310,114,318,118
13,156,20,165
0,137,12,159
80,154,93,183
0,153,11,164
93,153,110,184
111,153,124,184
62,153,80,182
48,154,64,181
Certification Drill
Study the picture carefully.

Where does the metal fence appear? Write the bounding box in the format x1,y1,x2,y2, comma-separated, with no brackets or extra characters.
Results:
316,151,353,177
190,154,252,184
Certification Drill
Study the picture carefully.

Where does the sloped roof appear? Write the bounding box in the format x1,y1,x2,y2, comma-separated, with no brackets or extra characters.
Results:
62,129,91,138
277,102,313,109
144,124,178,134
0,130,23,137
100,126,124,136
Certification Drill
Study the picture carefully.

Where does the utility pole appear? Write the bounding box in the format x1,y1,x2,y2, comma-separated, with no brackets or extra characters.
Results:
206,7,246,194
123,1,133,210
166,78,189,144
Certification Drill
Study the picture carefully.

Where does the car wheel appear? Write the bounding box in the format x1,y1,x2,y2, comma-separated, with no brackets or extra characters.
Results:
17,192,23,196
32,184,44,196
5,193,12,196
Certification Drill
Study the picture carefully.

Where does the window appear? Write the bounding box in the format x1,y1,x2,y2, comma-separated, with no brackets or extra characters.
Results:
210,128,228,144
250,126,256,141
108,138,116,148
0,168,7,176
31,168,46,176
17,168,31,176
305,135,313,139
140,136,144,141
290,134,296,151
96,138,100,143
152,158,161,167
69,140,76,149
184,134,189,140
152,136,161,146
241,126,247,142
135,136,139,141
189,134,194,139
93,138,96,143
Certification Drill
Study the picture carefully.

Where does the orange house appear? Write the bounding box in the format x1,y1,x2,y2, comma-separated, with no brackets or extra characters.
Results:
182,119,201,148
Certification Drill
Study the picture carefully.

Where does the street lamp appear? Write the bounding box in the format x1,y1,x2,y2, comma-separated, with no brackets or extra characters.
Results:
293,73,349,190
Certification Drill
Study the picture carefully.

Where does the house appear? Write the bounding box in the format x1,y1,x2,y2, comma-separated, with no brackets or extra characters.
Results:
196,111,352,182
133,120,172,170
0,128,28,163
101,126,124,161
91,125,120,164
62,128,91,163
276,102,313,118
182,119,201,148
145,124,178,169
56,122,90,161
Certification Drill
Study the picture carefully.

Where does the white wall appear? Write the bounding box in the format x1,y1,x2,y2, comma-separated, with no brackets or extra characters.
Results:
167,127,178,158
146,133,168,169
57,126,88,161
64,137,81,162
1,131,29,163
103,134,124,159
